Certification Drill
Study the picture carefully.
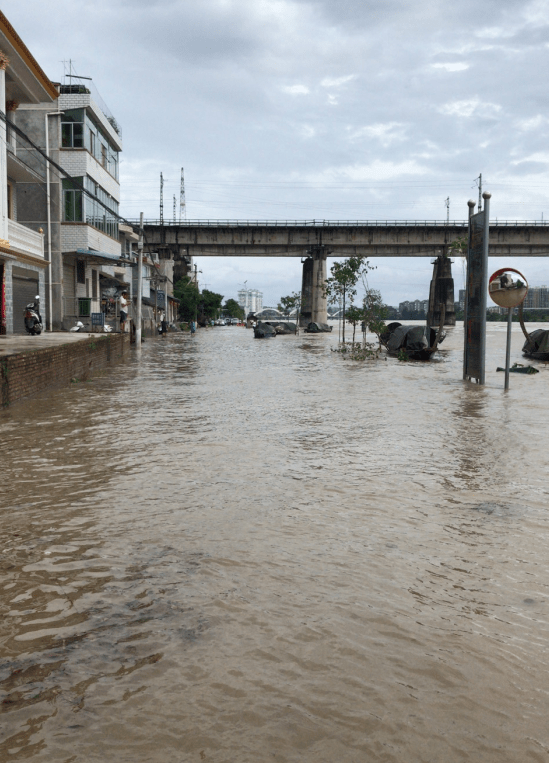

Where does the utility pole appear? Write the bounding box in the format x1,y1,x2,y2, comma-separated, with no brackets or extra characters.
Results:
445,197,450,224
173,195,176,223
160,172,164,224
476,173,483,211
180,168,186,221
136,212,143,347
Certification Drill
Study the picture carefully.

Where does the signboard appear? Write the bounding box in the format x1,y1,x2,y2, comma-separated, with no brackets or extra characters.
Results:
463,201,490,384
91,312,105,326
157,290,166,308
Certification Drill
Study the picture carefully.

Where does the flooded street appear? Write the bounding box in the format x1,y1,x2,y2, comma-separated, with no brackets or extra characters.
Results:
1,323,549,762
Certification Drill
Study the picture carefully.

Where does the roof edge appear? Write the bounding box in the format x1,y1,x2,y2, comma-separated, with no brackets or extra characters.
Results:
0,12,59,101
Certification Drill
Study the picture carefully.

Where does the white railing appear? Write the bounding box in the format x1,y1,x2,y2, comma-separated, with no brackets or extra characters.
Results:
127,218,549,228
8,219,44,258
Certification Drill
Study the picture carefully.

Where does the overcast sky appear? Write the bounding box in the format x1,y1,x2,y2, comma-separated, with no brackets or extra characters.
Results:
6,0,549,306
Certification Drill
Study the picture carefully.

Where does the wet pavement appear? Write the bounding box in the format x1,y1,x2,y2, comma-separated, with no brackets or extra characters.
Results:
0,332,100,357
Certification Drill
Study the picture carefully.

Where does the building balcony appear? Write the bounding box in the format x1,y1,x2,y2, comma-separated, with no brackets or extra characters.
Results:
7,219,44,259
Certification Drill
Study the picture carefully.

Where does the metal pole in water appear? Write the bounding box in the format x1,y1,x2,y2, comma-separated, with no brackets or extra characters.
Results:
136,212,143,348
504,306,512,391
478,192,491,385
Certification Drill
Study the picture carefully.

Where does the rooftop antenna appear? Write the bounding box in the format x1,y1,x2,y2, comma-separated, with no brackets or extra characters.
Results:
61,59,92,84
180,168,186,222
160,172,164,225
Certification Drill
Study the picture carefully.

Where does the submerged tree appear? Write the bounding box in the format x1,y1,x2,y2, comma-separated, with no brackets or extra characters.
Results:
277,292,301,333
324,257,373,343
362,288,388,348
345,305,363,345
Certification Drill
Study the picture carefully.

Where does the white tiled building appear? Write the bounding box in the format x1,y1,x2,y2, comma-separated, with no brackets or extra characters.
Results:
0,12,58,334
238,288,263,315
57,82,128,329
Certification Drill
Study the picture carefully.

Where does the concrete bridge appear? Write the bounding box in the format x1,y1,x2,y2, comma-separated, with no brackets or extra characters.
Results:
139,219,549,258
135,219,549,325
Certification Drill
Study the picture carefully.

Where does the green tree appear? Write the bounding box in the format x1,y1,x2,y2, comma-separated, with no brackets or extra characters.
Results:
345,305,363,345
362,289,388,348
174,276,200,322
278,292,301,318
200,289,224,321
224,298,244,320
277,292,301,332
449,236,468,256
324,257,373,343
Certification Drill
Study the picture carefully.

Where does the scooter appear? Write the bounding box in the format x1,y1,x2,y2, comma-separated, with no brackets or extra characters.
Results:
24,296,43,335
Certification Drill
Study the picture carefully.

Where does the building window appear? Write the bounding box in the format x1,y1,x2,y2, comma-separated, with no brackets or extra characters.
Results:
83,115,119,180
76,260,86,285
63,176,119,239
7,182,13,219
61,110,85,148
62,122,84,148
63,178,83,222
92,269,98,300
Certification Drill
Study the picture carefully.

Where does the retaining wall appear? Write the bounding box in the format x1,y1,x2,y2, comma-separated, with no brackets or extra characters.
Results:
1,333,130,407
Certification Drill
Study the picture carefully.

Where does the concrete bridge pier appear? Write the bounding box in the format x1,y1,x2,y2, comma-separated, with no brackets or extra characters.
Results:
299,246,328,325
299,257,313,326
427,251,456,327
311,247,328,324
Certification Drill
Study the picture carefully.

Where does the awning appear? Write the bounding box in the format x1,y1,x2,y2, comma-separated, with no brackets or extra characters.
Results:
64,249,137,267
99,272,130,288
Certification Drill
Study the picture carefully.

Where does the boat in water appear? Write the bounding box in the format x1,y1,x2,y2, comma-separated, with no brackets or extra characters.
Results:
521,328,549,360
262,321,297,335
304,322,333,333
518,305,549,360
253,322,277,339
382,322,445,360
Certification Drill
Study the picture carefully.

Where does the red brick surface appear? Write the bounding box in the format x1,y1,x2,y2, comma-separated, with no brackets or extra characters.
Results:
1,334,130,407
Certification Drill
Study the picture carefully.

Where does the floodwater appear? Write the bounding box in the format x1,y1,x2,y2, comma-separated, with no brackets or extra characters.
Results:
1,322,548,763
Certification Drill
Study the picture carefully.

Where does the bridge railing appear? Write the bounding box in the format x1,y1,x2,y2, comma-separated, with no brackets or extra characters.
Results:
128,219,549,227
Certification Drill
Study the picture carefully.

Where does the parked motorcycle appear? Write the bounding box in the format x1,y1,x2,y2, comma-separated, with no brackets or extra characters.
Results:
24,296,43,335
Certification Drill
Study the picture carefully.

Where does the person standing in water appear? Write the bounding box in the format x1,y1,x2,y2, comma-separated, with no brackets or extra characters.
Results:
120,291,129,333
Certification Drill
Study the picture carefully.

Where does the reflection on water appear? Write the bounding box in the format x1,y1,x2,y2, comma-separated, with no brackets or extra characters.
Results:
1,323,548,762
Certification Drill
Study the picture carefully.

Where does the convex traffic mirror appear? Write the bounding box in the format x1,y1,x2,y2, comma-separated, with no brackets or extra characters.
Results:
489,268,528,308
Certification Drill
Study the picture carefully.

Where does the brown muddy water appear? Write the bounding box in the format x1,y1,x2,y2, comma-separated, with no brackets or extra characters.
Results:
1,322,548,763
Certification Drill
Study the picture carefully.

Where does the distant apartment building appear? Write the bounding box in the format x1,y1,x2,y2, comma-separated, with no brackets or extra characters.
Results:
523,285,549,309
399,299,428,316
238,288,263,314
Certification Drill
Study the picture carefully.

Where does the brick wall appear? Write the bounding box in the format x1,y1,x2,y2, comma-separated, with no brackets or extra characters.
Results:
1,333,130,407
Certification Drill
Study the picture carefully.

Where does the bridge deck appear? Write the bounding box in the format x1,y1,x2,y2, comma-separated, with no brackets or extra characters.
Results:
135,220,549,257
